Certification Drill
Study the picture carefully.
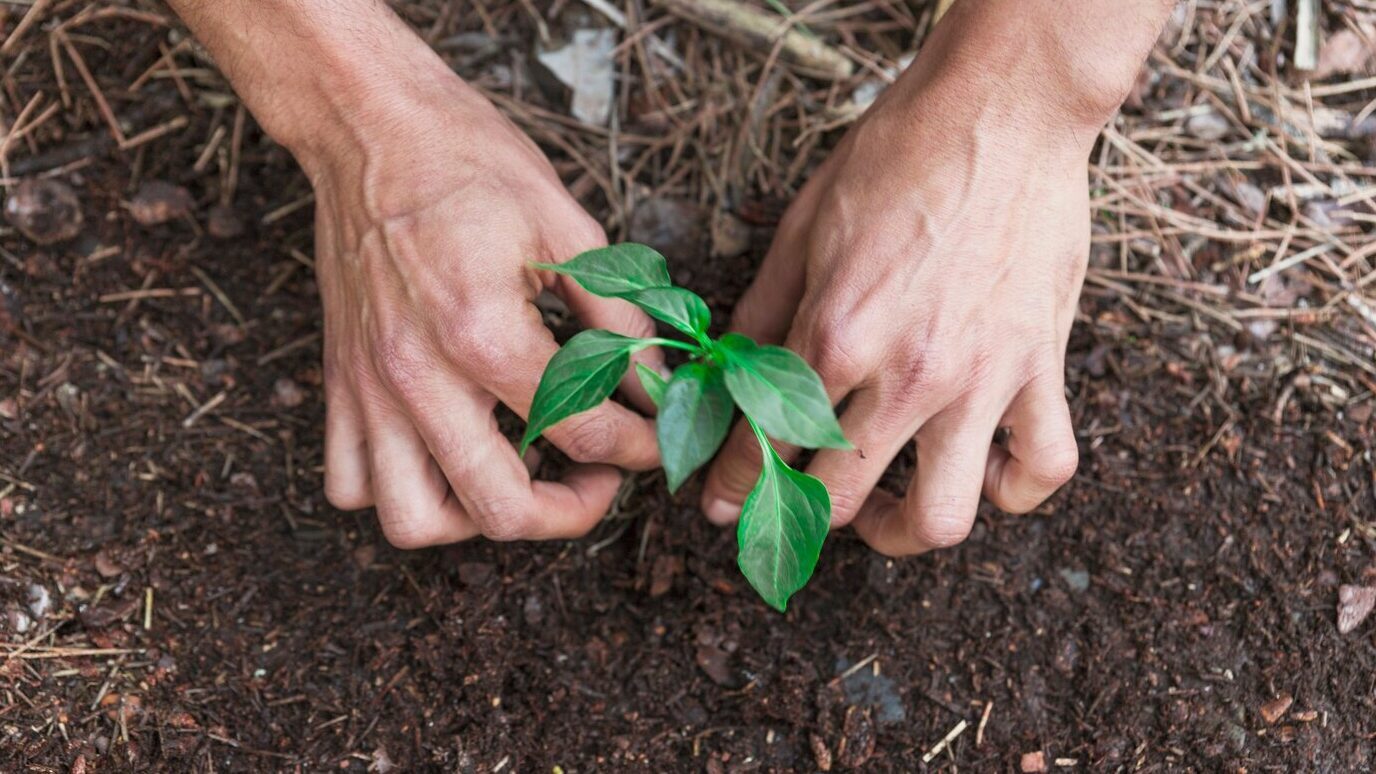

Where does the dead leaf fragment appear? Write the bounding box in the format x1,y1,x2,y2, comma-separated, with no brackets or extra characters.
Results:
536,29,616,127
1337,584,1376,634
1259,694,1293,725
649,554,682,597
810,733,833,772
1315,26,1376,79
94,551,124,578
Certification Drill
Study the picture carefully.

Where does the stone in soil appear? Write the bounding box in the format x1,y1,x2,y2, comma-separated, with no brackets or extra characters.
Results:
3,178,83,244
1337,584,1376,634
126,180,194,226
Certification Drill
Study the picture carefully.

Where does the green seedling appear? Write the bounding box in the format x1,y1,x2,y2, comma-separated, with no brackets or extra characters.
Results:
522,243,850,611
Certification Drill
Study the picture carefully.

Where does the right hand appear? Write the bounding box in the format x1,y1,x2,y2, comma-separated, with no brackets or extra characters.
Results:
303,75,662,548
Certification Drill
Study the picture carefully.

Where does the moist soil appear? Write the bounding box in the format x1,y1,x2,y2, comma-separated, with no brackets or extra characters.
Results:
3,144,1373,771
4,7,1376,774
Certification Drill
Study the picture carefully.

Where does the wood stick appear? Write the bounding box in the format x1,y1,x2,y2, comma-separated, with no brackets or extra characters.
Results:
651,0,854,80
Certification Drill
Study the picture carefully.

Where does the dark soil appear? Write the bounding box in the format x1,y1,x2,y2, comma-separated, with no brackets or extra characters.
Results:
3,2,1376,773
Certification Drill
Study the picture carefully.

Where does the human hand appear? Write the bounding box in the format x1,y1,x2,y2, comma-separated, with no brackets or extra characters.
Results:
305,75,663,548
699,40,1111,555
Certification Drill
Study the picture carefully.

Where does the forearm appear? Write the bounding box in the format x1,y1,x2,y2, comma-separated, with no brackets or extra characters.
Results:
889,0,1176,149
165,0,481,172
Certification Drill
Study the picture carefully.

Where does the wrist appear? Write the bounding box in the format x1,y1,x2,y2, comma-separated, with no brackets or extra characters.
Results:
169,0,491,178
886,0,1171,154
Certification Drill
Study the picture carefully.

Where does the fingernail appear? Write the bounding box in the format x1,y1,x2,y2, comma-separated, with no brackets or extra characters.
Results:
658,364,674,381
704,497,741,525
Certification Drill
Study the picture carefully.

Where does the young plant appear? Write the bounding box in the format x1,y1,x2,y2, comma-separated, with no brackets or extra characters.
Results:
522,243,850,611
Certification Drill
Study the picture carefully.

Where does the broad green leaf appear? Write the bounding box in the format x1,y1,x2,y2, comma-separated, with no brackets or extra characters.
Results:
737,439,830,612
532,243,671,296
635,363,668,408
718,333,849,449
520,330,644,453
658,363,734,493
618,286,711,339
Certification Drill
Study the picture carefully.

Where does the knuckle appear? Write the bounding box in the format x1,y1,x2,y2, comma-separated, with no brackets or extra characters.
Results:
827,488,866,526
909,505,975,551
809,320,868,386
1032,439,1080,489
469,495,534,541
323,478,370,511
554,412,620,463
377,504,447,550
373,330,430,398
439,308,505,371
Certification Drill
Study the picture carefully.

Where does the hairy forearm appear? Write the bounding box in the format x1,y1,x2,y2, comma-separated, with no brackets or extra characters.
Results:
165,0,477,171
893,0,1176,147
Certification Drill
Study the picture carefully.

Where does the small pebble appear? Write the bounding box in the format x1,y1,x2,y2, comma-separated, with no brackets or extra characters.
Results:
1186,109,1230,141
272,377,306,408
127,181,194,226
206,204,244,239
1337,584,1375,634
3,178,83,244
26,584,52,619
1020,751,1047,772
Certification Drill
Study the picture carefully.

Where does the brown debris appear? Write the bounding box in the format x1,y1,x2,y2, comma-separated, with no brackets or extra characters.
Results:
1020,751,1047,772
1259,694,1294,725
206,204,244,238
648,554,682,597
0,279,20,340
652,0,854,80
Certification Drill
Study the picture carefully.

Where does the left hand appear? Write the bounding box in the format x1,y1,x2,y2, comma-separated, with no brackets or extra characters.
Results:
699,61,1100,555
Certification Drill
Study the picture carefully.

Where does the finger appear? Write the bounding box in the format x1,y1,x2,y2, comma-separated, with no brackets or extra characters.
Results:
323,374,373,510
402,374,627,541
983,379,1079,514
700,326,861,524
479,310,661,471
557,275,667,414
729,210,810,345
361,397,480,549
804,386,933,528
700,419,774,525
851,410,995,557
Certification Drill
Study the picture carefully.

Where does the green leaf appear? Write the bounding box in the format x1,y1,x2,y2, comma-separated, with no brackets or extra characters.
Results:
736,432,830,612
658,363,734,493
520,330,644,453
618,286,711,339
532,243,671,296
718,333,849,449
635,363,668,408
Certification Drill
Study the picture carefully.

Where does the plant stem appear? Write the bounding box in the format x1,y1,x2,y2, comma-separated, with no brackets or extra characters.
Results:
641,337,704,354
745,414,774,461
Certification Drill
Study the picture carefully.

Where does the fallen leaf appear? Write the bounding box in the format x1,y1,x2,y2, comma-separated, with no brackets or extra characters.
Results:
1315,26,1376,79
537,29,617,127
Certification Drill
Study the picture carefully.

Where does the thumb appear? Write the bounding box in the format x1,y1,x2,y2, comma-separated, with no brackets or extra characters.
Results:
728,219,808,346
558,277,667,415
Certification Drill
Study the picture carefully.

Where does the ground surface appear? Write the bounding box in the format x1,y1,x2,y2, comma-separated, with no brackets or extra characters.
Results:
3,1,1376,772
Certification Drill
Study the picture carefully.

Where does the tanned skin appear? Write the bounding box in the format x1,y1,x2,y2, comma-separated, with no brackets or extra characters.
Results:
166,0,1176,554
